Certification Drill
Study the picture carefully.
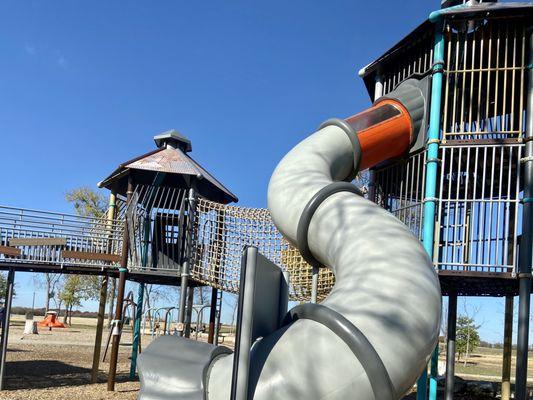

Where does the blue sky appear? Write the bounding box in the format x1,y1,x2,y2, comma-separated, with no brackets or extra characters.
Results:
0,0,530,343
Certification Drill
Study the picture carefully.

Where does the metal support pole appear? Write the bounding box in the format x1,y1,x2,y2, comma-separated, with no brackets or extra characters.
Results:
502,296,514,400
185,287,194,338
177,188,196,337
310,266,319,304
0,269,14,390
107,178,133,391
418,12,446,400
516,277,531,399
445,293,457,400
515,26,532,400
208,287,218,344
214,293,222,345
91,275,109,383
177,266,189,337
129,282,144,378
367,72,383,203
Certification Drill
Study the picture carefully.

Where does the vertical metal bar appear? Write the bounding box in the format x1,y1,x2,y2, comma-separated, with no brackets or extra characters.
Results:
184,286,194,338
510,25,517,134
515,26,533,400
468,26,476,136
0,269,15,390
445,292,457,400
494,146,505,266
502,23,509,136
310,266,319,304
209,208,226,343
501,296,513,400
452,148,462,266
107,177,134,392
177,188,197,337
476,22,485,137
494,22,501,135
487,147,497,267
208,287,218,344
443,24,452,140
468,147,479,265
460,27,468,137
503,146,513,268
230,247,257,400
214,291,222,345
485,22,493,135
368,73,384,203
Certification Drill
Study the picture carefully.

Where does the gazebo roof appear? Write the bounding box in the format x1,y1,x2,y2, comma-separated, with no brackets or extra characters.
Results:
98,130,238,204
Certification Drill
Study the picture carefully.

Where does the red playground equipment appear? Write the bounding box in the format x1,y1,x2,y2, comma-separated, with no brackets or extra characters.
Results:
37,311,67,330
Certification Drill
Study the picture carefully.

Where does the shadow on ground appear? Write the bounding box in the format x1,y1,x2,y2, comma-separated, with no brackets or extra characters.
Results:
3,360,135,390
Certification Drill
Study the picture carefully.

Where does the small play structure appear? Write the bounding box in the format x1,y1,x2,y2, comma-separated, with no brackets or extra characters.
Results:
37,311,67,330
0,0,531,399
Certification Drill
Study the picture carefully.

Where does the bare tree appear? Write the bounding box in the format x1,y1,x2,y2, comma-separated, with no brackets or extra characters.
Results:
460,298,484,366
34,273,62,312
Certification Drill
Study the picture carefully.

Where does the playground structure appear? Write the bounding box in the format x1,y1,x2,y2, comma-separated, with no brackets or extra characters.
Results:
0,0,530,399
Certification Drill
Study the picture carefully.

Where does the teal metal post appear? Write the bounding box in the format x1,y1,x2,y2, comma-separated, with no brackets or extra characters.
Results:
417,12,446,400
130,282,144,378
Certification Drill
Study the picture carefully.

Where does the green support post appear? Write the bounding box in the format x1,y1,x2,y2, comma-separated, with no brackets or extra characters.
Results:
130,282,144,378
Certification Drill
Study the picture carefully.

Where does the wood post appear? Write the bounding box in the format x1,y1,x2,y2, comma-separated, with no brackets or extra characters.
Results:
107,179,133,391
91,191,116,384
502,296,513,400
91,275,108,383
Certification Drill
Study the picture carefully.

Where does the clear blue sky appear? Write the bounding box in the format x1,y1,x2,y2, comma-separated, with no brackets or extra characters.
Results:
0,0,529,343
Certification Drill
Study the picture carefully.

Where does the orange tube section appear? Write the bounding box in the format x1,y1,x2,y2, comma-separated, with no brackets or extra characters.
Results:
345,99,413,171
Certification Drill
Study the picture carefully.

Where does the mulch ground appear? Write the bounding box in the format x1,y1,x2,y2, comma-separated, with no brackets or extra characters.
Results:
0,316,143,399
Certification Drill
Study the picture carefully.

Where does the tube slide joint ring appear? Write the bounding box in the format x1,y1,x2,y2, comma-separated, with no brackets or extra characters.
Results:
297,182,362,268
318,118,362,176
283,303,395,400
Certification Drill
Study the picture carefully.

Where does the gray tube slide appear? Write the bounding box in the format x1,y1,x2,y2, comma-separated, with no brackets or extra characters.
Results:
204,122,441,399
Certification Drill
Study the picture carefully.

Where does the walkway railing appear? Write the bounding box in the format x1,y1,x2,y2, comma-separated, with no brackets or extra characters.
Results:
0,205,124,269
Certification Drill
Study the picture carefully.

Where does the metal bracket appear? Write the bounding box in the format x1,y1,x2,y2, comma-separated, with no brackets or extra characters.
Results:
520,156,533,164
432,60,445,74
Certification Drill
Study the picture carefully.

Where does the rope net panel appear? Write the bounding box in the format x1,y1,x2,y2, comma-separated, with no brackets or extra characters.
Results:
190,198,335,302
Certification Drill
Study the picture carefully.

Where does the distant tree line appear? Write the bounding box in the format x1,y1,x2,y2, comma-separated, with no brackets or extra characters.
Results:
10,306,101,319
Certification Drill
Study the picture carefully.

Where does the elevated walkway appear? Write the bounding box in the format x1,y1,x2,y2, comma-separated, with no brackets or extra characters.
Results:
0,198,522,298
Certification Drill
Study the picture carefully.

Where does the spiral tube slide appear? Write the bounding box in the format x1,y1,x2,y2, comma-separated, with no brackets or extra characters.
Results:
138,81,441,400
203,83,442,400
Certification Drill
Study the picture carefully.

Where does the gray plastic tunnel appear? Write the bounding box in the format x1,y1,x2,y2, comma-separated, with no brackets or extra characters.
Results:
137,82,442,400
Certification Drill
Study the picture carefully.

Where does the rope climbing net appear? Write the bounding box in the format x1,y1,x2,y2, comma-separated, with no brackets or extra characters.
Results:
190,198,335,302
